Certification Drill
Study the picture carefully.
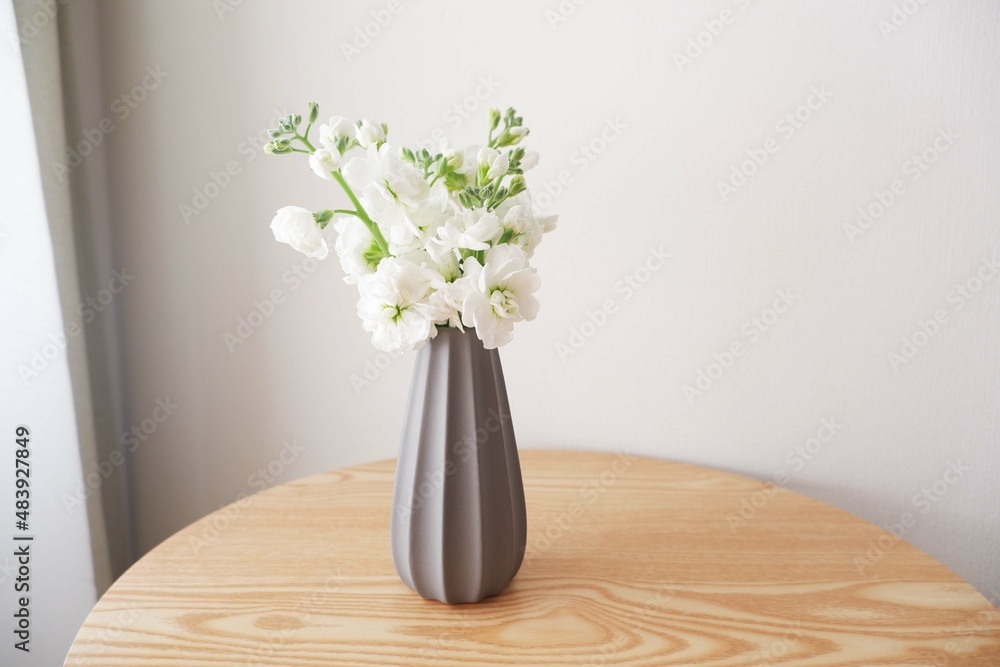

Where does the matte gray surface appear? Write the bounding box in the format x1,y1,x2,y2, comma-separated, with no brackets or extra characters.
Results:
391,328,527,604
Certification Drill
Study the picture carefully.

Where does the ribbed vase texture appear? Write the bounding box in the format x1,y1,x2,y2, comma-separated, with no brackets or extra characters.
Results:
391,327,527,604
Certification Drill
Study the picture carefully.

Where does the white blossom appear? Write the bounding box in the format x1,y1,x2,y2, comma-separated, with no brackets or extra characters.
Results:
309,147,341,180
333,215,378,284
457,244,540,348
342,143,429,208
431,209,502,259
270,206,328,259
477,147,509,181
319,116,354,151
355,119,386,149
451,145,480,174
520,150,539,171
424,282,465,331
357,255,439,353
500,204,543,257
495,193,557,256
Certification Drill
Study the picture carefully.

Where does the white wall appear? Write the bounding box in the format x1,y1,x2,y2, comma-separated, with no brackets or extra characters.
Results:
85,0,998,595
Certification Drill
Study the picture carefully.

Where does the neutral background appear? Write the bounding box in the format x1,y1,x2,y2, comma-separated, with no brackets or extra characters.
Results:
12,0,1000,661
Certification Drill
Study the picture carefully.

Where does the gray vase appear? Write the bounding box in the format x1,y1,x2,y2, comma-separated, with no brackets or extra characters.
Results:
391,327,527,604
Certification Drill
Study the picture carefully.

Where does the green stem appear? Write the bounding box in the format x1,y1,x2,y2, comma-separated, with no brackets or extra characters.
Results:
332,171,390,257
295,133,316,153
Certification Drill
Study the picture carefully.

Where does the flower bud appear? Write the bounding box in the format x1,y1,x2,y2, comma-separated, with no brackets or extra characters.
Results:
264,141,291,155
445,149,464,170
508,175,526,197
313,209,334,227
307,102,319,124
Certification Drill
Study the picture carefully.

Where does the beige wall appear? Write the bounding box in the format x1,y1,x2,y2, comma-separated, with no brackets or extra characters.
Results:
78,1,998,595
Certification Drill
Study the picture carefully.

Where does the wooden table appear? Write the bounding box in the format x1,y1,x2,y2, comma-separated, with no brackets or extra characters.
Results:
65,450,1000,665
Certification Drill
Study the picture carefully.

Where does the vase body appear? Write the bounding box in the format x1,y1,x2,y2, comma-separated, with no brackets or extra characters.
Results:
391,327,527,604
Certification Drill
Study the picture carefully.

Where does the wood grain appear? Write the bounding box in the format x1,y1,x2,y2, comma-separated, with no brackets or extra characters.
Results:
64,450,1000,665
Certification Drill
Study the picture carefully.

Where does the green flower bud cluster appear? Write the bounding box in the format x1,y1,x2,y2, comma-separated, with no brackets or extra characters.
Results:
455,112,532,212
488,107,529,149
264,103,320,155
457,182,516,212
399,147,439,177
400,146,470,193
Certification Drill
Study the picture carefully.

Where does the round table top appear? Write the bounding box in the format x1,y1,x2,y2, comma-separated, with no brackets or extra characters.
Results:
66,450,1000,666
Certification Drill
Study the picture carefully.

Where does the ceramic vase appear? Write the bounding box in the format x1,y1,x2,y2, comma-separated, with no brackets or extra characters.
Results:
390,327,527,604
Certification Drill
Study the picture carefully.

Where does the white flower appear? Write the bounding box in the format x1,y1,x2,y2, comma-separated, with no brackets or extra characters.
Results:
539,212,558,233
333,216,378,284
499,204,543,257
309,147,341,181
520,150,539,171
443,148,464,172
270,206,328,259
319,116,354,151
342,143,429,208
361,187,450,257
357,255,438,353
397,248,454,284
341,145,436,255
373,202,423,255
457,244,540,348
441,145,479,188
355,119,386,148
406,182,452,238
503,191,558,229
477,147,509,181
431,209,502,259
397,249,463,330
495,193,557,257
450,145,479,175
423,282,465,330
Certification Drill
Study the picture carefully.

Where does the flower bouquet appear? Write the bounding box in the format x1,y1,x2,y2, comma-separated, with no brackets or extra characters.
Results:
263,103,557,603
266,103,556,352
